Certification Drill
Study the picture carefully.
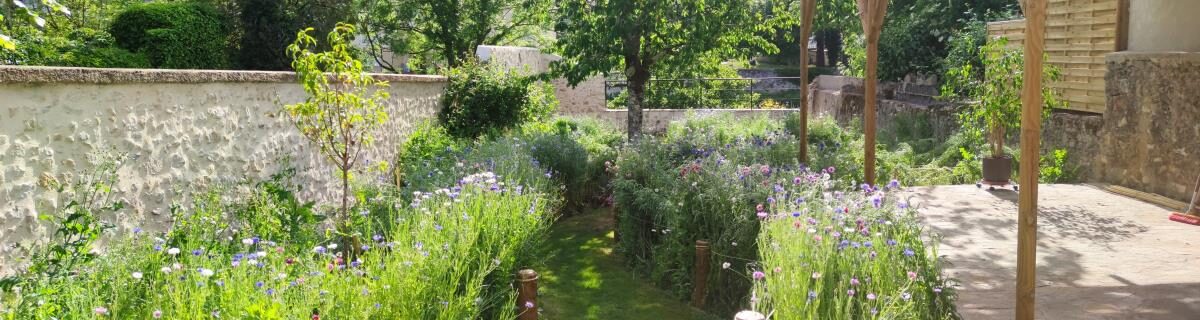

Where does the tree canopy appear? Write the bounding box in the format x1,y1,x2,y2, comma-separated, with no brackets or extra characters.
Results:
359,0,553,73
554,0,787,139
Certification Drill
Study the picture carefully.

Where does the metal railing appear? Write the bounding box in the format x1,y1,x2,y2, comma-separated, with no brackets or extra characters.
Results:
604,77,805,109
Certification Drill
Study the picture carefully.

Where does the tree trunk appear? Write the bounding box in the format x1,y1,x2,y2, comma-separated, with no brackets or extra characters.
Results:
990,122,1006,158
829,31,843,68
814,30,827,67
626,70,650,140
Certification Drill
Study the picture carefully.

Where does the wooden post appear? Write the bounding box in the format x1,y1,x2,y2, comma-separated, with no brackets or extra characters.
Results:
517,269,539,320
798,0,816,163
856,0,889,186
734,310,767,320
691,240,711,309
1016,0,1046,319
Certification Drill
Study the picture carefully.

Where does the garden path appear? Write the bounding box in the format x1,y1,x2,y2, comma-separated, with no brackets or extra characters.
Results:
906,184,1200,320
536,208,718,320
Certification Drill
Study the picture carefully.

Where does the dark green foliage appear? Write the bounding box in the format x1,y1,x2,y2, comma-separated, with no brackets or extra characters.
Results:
438,61,557,140
109,2,230,69
235,0,351,70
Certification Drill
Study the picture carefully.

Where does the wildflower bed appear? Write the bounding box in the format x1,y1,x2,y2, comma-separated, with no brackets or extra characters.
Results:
612,114,958,318
0,118,623,319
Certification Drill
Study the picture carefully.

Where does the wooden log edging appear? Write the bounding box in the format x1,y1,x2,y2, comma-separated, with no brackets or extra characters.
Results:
691,240,711,309
517,269,539,320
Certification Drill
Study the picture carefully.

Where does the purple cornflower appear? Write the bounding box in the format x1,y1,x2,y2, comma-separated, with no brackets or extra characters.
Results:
867,293,877,300
887,239,898,246
847,289,856,296
192,249,203,256
871,196,882,208
904,248,915,257
373,234,383,242
255,281,264,288
850,278,860,286
752,271,766,280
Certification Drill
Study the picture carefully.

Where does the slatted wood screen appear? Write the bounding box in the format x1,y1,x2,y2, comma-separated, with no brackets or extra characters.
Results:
986,0,1123,114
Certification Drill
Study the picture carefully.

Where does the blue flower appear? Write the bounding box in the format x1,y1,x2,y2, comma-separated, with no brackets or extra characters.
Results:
192,249,203,256
903,248,915,257
255,281,264,288
887,239,898,246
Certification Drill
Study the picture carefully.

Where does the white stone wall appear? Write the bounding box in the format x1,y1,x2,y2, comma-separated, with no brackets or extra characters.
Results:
0,67,445,266
1130,1,1200,52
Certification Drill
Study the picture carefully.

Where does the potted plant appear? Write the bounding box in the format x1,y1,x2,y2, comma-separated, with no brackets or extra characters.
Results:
942,37,1064,185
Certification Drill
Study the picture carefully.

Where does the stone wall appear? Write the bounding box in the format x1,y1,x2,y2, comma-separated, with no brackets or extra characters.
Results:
0,66,446,265
1129,1,1200,52
1101,53,1200,202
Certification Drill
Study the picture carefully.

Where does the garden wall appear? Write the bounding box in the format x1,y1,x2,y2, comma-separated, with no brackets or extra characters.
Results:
0,66,445,264
477,45,799,133
1101,52,1200,202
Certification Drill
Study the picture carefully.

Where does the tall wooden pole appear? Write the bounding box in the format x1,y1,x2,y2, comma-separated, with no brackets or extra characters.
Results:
798,0,816,164
1016,0,1046,319
856,0,888,186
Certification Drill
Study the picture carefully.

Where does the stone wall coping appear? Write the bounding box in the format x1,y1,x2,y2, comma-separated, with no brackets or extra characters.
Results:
1107,52,1200,63
0,66,447,84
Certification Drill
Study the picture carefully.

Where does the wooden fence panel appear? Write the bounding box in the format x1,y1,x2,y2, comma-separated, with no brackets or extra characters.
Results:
986,0,1122,114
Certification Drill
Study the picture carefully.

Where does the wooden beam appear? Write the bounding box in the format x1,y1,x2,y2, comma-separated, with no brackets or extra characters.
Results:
856,0,888,186
1016,0,1046,319
798,0,815,164
1116,0,1130,51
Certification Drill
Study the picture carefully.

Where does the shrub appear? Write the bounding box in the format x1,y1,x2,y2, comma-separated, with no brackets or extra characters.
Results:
109,2,230,69
439,61,557,140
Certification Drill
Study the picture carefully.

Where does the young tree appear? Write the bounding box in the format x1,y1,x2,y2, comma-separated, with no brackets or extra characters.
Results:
358,0,553,72
554,0,776,140
285,23,390,225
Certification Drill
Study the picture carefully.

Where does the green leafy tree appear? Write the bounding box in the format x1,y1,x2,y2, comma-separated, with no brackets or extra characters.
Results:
285,23,391,224
554,0,775,139
236,0,352,70
358,0,553,72
1,0,73,50
942,37,1064,158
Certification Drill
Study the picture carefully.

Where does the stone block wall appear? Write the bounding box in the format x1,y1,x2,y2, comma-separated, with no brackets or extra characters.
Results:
1101,53,1200,202
0,66,446,266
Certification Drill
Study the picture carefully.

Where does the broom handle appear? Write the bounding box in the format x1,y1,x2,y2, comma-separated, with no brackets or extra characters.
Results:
1190,174,1200,215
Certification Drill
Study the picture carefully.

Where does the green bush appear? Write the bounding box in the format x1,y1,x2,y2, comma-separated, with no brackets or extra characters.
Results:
0,27,148,68
109,2,230,69
439,61,557,140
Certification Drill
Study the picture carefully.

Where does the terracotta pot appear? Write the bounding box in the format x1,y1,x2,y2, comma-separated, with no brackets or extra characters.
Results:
981,155,1013,183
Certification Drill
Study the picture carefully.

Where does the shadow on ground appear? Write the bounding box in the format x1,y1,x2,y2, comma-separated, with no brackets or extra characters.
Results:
536,207,717,320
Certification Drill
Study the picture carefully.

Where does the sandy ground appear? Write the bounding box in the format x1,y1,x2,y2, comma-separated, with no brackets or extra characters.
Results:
905,184,1200,320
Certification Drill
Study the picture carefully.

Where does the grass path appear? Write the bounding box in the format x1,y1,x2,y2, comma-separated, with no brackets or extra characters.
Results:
536,207,718,320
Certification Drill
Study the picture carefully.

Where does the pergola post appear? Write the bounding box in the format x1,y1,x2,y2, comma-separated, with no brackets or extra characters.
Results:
856,0,889,186
1016,0,1047,319
798,0,815,164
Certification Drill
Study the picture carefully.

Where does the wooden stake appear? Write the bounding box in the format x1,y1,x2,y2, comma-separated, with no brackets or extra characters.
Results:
856,0,889,186
691,240,712,309
1188,175,1200,215
518,269,539,320
1016,0,1046,319
798,0,816,164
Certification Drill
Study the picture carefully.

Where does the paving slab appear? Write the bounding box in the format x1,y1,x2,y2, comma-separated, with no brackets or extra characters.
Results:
905,184,1200,320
